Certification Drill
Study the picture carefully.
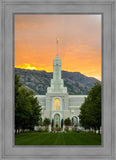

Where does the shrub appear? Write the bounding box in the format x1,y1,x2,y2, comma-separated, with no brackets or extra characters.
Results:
51,127,54,131
65,127,69,132
56,127,61,131
45,127,48,132
64,118,71,126
43,118,50,126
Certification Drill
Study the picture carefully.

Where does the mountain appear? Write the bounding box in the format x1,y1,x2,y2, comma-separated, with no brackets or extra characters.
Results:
15,68,100,95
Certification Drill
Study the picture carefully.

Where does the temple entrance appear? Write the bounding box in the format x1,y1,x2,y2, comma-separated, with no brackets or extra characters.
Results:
72,116,78,126
54,114,60,128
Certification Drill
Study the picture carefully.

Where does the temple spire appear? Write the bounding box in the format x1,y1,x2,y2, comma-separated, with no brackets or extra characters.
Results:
56,37,59,58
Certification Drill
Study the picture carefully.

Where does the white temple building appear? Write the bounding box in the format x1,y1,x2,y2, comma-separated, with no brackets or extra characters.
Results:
35,38,87,128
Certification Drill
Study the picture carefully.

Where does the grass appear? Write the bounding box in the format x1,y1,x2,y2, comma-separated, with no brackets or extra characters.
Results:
15,132,101,145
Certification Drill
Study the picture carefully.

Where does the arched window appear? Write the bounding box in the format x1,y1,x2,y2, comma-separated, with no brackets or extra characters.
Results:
54,98,60,111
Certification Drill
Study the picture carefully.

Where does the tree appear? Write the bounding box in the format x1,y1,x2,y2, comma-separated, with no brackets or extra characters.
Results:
15,74,42,133
79,82,101,132
51,119,54,128
64,117,71,126
43,118,50,127
28,93,42,131
15,87,32,131
61,119,63,128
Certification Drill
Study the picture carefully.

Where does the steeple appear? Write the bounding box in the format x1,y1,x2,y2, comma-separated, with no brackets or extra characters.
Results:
56,37,59,59
46,37,68,94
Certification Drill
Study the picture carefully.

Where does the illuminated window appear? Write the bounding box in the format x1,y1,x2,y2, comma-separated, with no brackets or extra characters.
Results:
54,98,60,111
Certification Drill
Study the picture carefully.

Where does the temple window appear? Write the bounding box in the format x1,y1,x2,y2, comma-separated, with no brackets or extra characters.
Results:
54,98,60,111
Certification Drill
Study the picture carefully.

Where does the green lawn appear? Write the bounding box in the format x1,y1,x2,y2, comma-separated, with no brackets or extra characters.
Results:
15,132,101,145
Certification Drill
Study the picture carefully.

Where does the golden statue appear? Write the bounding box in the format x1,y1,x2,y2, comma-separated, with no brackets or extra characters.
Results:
56,37,59,43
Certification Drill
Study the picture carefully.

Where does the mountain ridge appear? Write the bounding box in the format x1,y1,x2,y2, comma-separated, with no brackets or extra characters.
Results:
15,68,100,95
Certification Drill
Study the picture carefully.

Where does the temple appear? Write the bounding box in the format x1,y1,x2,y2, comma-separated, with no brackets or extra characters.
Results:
35,38,87,129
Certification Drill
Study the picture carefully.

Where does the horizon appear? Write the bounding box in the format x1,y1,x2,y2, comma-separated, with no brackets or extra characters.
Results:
15,15,101,81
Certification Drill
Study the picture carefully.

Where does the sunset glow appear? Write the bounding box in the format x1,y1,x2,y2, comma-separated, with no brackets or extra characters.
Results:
16,64,39,70
15,15,101,80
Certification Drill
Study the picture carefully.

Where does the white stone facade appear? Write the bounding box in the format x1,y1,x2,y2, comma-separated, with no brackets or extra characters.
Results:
35,40,87,128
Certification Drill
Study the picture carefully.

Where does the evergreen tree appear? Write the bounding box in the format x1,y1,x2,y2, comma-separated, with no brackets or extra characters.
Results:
51,119,54,128
15,74,42,133
29,95,42,131
61,119,63,128
79,82,101,132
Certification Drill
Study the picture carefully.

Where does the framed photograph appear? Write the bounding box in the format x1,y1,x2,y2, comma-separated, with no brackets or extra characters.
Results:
0,0,116,159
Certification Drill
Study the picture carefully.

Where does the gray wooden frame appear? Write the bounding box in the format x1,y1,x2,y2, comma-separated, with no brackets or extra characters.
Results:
0,0,115,159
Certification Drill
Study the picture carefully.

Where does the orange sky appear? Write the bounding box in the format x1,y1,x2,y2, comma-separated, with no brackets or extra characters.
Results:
15,15,101,80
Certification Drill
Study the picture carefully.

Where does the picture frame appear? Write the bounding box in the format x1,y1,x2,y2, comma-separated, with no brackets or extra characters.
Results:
0,0,115,159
